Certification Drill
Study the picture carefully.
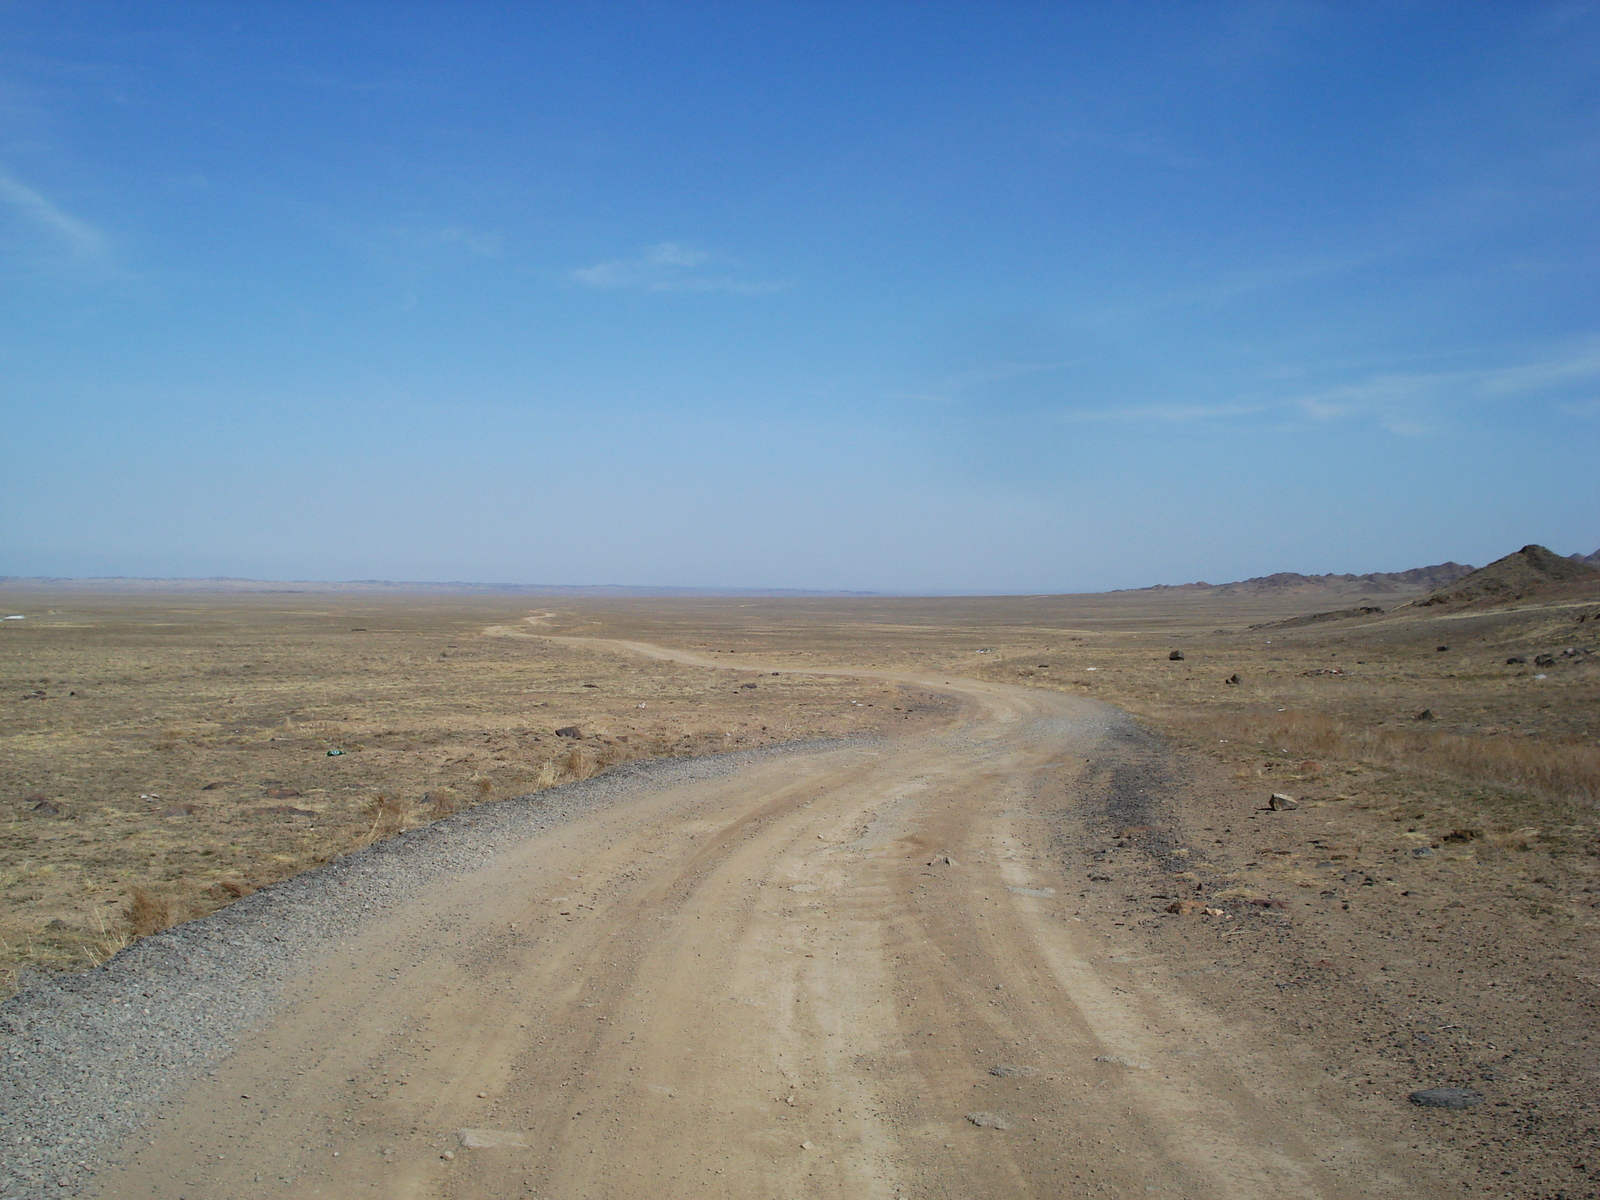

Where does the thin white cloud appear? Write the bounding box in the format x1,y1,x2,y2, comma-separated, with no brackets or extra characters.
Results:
1288,338,1600,423
888,361,1066,406
1556,398,1600,418
1059,401,1269,424
570,242,787,294
1039,339,1600,432
0,172,105,256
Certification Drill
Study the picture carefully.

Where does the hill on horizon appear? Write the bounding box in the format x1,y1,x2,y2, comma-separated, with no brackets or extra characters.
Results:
1126,560,1477,599
1418,544,1600,607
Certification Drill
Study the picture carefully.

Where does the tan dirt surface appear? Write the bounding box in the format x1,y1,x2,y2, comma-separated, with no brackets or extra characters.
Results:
89,639,1442,1200
0,596,907,987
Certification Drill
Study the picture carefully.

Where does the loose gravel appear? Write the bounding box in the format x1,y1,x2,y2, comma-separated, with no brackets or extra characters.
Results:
0,740,857,1200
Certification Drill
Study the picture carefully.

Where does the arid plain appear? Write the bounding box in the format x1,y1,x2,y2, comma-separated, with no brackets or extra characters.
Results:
3,567,1599,1197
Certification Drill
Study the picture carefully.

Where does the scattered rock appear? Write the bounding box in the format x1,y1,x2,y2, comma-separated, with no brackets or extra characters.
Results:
1165,899,1207,915
1168,650,1185,661
1436,646,1449,652
440,1150,455,1161
1409,1087,1482,1109
457,1128,529,1149
989,1064,1037,1078
555,726,584,739
581,683,600,689
1534,654,1556,667
1007,885,1055,897
1087,873,1113,882
160,803,200,817
255,805,317,818
29,800,62,816
966,1111,1010,1130
1224,673,1242,685
740,682,757,689
1247,897,1289,910
1411,847,1435,858
1093,1055,1148,1070
200,781,230,790
263,788,302,799
1441,828,1481,843
1268,793,1299,811
1505,655,1527,665
1413,709,1434,721
45,919,72,931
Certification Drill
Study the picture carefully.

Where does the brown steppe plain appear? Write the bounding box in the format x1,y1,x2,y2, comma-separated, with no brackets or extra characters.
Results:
3,579,1600,1196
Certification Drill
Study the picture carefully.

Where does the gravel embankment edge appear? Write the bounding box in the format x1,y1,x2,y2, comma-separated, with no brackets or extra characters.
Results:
0,738,862,1200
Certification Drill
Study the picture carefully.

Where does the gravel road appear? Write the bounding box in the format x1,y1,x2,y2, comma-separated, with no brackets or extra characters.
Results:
5,640,1442,1199
0,740,853,1200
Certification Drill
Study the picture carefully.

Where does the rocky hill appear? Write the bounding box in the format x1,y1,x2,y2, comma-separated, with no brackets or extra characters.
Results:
1419,544,1600,606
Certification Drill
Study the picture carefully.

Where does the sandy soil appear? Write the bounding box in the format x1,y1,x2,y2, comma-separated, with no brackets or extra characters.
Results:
89,640,1436,1200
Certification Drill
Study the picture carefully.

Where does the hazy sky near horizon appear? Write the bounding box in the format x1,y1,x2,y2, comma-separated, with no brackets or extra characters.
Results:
2,2,1597,593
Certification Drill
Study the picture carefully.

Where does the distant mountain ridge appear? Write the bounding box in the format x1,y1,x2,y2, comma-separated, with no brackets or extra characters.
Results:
1128,561,1476,598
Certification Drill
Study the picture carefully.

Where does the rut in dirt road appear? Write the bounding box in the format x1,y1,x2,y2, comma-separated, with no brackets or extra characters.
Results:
86,644,1411,1200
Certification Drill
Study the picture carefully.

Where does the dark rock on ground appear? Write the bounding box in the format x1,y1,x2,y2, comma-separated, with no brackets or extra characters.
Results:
1409,1087,1483,1109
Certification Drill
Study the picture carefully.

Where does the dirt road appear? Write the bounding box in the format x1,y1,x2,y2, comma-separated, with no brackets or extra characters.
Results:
91,641,1411,1199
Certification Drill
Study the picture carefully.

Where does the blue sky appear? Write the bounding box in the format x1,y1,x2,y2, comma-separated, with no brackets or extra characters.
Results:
2,2,1597,592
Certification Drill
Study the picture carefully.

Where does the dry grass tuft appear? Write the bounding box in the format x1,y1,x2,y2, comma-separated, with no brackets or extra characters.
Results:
363,793,407,842
426,790,461,819
561,744,592,781
124,887,180,937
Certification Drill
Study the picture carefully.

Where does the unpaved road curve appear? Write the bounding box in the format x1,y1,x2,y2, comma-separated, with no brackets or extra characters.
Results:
92,640,1407,1200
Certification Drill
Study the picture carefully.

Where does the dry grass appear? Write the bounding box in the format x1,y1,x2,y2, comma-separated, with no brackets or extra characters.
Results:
1167,706,1600,807
124,887,180,937
0,592,906,990
363,793,407,844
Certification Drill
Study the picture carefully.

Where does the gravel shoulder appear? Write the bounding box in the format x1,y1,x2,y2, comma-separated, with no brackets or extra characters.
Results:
0,738,858,1200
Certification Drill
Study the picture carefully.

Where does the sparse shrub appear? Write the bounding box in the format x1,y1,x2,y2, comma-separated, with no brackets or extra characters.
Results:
561,744,591,780
426,790,460,819
125,888,179,937
363,793,406,842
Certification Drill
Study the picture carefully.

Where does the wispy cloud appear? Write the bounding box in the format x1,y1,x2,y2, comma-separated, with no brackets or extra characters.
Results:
570,242,787,294
1059,401,1269,424
1287,338,1600,430
0,171,106,259
889,361,1066,405
1039,339,1600,432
